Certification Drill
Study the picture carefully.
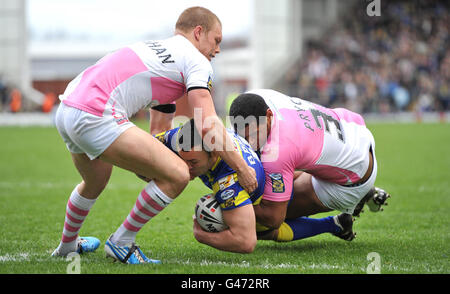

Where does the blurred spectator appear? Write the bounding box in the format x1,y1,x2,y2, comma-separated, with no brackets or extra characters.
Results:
283,0,450,114
0,75,10,112
42,93,57,113
10,88,22,113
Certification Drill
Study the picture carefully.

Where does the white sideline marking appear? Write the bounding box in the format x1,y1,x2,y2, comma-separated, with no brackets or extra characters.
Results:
0,113,54,127
171,258,345,271
0,252,30,262
172,258,444,273
0,253,443,273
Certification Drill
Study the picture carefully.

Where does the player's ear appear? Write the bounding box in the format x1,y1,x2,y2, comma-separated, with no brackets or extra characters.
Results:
266,109,273,130
193,25,203,41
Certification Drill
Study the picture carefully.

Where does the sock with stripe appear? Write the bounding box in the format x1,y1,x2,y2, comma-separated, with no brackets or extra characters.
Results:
111,180,173,246
57,185,97,255
276,216,341,242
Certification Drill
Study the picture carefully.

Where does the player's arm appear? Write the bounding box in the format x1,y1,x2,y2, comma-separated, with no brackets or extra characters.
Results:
187,88,257,193
193,203,257,253
149,104,176,135
253,163,294,229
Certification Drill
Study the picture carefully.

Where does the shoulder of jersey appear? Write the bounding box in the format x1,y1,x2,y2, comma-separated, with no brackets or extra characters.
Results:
168,35,212,64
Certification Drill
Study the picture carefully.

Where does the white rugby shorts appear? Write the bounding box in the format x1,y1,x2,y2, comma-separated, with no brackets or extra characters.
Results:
55,102,134,160
313,135,378,215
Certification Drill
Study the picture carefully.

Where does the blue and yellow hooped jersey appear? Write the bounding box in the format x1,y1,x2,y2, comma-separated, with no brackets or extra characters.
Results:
154,127,265,211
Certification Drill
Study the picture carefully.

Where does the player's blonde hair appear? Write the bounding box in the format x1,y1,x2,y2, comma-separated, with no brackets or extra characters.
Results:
175,6,221,33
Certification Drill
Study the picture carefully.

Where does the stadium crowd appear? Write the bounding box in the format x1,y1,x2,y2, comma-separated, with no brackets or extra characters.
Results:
283,0,450,114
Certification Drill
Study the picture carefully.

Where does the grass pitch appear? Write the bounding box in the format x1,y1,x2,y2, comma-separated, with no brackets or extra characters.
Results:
0,121,449,274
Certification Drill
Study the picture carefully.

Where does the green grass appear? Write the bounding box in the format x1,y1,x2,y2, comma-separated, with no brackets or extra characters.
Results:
0,122,449,274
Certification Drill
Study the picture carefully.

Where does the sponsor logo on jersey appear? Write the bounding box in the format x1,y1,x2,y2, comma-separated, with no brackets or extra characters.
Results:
217,174,235,190
269,173,285,193
207,76,213,91
155,131,167,144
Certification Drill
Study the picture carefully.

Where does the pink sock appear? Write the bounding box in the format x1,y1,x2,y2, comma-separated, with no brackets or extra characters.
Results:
111,181,172,246
57,185,96,254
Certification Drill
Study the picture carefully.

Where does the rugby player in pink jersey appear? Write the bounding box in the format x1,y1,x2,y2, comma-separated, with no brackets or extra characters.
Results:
229,89,390,243
51,7,257,264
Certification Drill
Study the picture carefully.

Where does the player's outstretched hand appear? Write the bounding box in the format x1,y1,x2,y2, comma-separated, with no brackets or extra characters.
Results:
236,165,257,194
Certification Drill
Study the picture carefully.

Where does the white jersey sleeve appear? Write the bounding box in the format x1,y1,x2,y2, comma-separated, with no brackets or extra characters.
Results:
182,46,214,92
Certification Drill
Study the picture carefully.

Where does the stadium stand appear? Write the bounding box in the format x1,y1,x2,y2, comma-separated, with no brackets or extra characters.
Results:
280,0,450,115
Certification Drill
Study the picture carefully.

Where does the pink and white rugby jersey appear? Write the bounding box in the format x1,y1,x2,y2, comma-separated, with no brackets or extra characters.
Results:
59,35,213,119
247,89,374,202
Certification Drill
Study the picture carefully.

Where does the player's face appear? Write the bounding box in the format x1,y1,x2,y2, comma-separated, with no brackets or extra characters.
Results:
239,111,273,151
198,21,222,61
179,150,215,179
244,123,266,151
236,122,259,151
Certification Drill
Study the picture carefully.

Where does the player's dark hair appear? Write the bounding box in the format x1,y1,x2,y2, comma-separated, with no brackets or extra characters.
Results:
229,93,269,132
177,119,210,153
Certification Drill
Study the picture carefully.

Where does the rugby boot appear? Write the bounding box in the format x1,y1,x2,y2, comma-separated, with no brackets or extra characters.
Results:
332,213,356,241
51,236,100,257
104,235,161,264
353,187,391,217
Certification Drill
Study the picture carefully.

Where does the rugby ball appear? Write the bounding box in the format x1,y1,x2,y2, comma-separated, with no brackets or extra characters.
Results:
195,194,228,232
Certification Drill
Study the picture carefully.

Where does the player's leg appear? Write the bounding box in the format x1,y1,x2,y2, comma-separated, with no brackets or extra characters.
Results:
53,153,112,256
267,172,355,242
99,126,189,198
286,172,332,219
72,153,113,199
288,173,360,240
257,214,353,242
261,172,333,241
99,126,189,262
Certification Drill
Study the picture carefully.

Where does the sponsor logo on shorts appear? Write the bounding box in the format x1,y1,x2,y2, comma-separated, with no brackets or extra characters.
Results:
221,189,235,200
114,117,129,125
223,198,234,208
221,189,236,208
112,101,129,125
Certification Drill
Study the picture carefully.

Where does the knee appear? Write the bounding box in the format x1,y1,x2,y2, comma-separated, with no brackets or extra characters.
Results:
170,164,190,192
78,179,107,198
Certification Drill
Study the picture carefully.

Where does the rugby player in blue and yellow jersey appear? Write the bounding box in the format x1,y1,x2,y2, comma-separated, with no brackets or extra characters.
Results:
154,119,265,253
